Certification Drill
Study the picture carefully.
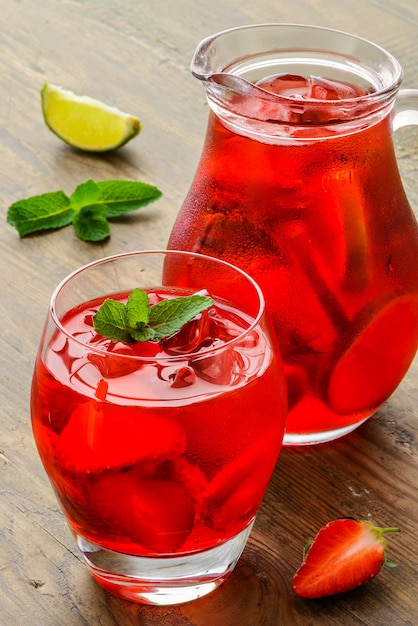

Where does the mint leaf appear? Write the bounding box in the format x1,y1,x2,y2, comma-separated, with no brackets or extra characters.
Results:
72,205,110,241
7,190,73,236
70,179,102,210
93,299,133,344
93,289,215,344
7,179,162,241
148,296,215,341
126,288,150,328
96,180,162,218
130,326,157,342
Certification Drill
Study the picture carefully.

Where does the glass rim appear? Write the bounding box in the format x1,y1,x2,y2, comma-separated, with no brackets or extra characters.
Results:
192,22,404,106
49,249,267,362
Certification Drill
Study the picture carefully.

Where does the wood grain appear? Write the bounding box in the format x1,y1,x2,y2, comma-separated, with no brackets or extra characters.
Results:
0,1,417,625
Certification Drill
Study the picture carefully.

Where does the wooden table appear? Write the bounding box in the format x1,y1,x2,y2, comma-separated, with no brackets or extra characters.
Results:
0,1,417,624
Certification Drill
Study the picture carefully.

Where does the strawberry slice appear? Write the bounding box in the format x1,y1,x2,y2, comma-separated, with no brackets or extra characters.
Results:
326,293,418,415
292,518,400,598
56,401,186,472
197,429,282,534
87,468,195,553
32,422,91,525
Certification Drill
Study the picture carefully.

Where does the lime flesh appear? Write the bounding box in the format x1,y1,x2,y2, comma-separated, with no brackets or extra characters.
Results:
41,83,141,152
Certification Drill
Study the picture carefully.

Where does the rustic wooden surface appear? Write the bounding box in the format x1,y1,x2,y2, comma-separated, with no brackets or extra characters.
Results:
0,1,417,625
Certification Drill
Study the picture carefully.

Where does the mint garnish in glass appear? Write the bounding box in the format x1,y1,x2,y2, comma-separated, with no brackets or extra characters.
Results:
93,288,215,344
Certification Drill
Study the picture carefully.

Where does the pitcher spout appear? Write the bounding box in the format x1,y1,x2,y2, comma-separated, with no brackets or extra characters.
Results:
189,23,402,139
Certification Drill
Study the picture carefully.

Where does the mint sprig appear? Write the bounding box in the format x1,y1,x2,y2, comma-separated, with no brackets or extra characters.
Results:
93,288,215,344
6,179,162,241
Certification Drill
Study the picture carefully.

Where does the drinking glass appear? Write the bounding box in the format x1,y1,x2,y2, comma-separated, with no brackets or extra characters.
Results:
31,250,287,605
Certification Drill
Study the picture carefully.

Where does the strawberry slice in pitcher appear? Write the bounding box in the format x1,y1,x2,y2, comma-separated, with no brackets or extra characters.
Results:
326,293,418,415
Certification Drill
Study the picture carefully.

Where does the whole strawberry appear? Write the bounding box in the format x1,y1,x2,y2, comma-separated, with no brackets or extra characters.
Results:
292,518,399,598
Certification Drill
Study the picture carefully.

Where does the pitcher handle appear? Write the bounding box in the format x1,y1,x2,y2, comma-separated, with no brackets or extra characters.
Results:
393,89,418,130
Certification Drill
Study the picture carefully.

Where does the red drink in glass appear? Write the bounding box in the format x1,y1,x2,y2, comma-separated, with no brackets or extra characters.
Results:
31,251,287,604
32,288,285,555
168,27,418,445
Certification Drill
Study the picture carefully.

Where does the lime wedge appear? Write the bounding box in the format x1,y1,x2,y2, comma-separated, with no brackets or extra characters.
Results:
41,83,141,152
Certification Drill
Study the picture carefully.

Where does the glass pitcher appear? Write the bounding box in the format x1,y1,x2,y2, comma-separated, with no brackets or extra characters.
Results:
167,24,418,445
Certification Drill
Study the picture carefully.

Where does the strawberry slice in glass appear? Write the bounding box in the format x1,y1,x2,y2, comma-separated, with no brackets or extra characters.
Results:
56,401,187,472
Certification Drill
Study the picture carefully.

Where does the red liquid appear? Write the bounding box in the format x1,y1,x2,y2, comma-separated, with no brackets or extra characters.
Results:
31,289,287,556
168,74,418,438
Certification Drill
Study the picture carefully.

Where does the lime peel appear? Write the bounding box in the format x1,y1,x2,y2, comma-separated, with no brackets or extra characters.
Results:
41,83,141,152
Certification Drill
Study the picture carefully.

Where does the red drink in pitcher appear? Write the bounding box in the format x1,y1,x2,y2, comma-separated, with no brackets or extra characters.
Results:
168,69,418,444
31,287,286,559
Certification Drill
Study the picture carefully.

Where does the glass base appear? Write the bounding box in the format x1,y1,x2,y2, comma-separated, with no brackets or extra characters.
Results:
283,417,369,446
75,521,254,605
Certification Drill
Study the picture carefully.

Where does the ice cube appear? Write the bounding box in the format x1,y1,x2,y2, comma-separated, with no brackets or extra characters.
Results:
192,347,246,386
87,349,141,378
162,310,213,355
169,366,196,388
